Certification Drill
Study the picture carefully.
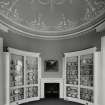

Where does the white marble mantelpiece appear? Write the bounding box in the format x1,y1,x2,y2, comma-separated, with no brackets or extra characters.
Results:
40,78,64,99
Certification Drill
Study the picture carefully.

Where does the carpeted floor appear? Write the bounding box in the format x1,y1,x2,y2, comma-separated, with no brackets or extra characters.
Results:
21,98,83,105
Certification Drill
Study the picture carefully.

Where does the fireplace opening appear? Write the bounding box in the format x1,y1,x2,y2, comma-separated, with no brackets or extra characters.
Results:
44,83,59,98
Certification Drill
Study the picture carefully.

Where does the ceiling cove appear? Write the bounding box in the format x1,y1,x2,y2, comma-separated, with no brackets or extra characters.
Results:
0,0,105,39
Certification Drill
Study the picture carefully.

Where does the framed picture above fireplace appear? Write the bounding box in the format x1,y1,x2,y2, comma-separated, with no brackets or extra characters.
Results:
44,60,58,72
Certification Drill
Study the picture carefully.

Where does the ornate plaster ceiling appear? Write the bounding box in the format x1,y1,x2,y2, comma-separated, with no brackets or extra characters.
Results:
0,0,105,39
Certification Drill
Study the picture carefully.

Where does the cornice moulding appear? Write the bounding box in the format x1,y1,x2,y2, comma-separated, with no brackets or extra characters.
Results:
96,21,105,32
0,23,9,32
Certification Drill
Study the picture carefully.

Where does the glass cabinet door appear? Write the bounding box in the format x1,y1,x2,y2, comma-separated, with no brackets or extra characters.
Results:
66,56,78,85
66,56,79,98
10,54,24,87
66,86,78,98
26,56,38,85
80,54,94,103
10,88,24,103
80,54,93,87
25,86,38,98
80,88,93,102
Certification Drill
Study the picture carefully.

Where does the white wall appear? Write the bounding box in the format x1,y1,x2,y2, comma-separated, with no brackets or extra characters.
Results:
0,37,3,52
95,52,102,105
0,53,3,105
101,36,105,105
0,37,4,105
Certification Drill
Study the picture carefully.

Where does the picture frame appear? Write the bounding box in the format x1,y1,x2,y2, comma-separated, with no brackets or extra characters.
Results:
44,60,58,72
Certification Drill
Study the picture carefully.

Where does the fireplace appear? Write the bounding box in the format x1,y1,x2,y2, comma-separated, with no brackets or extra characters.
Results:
44,83,59,98
40,78,63,98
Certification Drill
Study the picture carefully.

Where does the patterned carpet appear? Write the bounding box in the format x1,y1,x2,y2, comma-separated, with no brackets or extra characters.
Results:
21,98,83,105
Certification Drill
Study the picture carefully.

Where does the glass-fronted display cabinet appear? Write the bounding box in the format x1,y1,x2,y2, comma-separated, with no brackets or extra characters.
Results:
64,47,99,105
4,48,41,105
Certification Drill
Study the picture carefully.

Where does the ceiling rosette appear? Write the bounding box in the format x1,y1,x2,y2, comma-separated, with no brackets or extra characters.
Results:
0,0,105,39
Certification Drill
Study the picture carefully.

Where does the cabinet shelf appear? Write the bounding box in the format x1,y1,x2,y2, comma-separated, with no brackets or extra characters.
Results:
65,84,78,87
80,64,93,66
80,85,94,90
10,86,25,89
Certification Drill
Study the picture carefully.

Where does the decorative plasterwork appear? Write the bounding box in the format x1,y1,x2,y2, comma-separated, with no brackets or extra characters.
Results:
0,0,105,39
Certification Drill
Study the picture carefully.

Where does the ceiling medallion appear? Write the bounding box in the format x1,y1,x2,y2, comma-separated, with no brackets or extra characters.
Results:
0,0,105,39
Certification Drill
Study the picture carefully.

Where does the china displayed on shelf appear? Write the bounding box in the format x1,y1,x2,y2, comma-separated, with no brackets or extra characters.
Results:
26,86,38,98
80,88,93,102
66,86,78,98
10,88,24,103
26,56,38,85
66,56,78,85
10,54,24,87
